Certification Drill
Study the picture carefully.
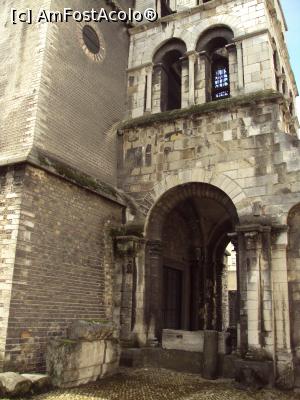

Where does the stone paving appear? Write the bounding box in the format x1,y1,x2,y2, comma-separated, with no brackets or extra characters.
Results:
13,368,300,400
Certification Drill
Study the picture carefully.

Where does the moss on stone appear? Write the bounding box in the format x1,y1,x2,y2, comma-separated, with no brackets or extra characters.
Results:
36,152,123,204
59,339,77,346
120,90,282,130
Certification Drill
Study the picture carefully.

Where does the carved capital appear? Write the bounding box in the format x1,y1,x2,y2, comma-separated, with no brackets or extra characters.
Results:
225,43,236,53
236,224,271,250
199,50,210,61
185,50,199,62
271,224,289,246
228,232,238,251
153,62,168,74
115,235,143,257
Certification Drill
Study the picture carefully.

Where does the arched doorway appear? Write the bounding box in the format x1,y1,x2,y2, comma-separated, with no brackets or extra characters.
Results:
145,182,239,343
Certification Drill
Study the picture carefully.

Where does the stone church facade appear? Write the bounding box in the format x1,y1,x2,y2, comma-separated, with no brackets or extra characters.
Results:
1,0,300,389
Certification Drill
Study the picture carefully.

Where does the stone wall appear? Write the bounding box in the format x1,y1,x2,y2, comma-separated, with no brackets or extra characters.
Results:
2,164,123,372
0,167,25,371
0,0,132,185
118,91,300,382
0,0,50,165
119,92,300,220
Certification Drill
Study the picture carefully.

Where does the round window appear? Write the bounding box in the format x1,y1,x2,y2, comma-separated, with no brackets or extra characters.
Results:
82,25,100,55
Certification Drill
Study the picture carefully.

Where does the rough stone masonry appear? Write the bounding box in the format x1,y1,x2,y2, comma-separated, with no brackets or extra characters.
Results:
1,0,300,391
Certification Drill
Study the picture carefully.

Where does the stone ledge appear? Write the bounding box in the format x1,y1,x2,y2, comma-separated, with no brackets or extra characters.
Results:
120,90,283,130
29,149,127,207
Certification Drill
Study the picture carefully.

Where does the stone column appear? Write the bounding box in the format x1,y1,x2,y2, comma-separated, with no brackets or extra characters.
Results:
152,63,164,113
215,261,224,331
186,51,197,106
203,251,214,330
190,247,201,330
132,239,147,346
180,55,189,109
229,234,241,351
198,51,211,103
115,235,143,347
145,64,153,113
236,225,272,358
156,0,161,18
120,258,134,346
245,229,263,354
235,41,244,90
147,240,163,346
236,230,248,355
271,227,294,388
225,43,238,97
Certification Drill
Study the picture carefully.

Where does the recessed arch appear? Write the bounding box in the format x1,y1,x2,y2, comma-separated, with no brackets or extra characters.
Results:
143,169,247,235
153,38,187,111
152,37,187,63
196,25,234,53
146,182,239,241
144,182,240,340
196,25,233,101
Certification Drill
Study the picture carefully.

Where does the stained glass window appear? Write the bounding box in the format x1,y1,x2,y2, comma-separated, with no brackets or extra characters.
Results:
212,63,230,100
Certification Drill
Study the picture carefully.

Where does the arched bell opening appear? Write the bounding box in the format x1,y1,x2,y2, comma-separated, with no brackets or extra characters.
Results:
145,182,239,344
196,26,234,101
153,38,187,111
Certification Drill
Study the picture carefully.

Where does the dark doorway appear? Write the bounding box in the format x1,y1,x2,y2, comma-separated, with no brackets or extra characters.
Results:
163,267,182,329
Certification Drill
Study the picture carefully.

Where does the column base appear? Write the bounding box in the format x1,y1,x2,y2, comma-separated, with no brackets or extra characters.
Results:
275,352,295,389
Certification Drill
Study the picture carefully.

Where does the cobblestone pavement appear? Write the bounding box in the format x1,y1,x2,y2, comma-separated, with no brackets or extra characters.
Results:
21,368,300,400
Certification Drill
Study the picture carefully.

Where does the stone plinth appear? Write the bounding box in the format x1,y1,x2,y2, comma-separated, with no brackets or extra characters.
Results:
46,321,120,388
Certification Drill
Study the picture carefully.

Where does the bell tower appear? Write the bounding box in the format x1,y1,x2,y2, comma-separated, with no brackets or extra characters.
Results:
117,0,300,388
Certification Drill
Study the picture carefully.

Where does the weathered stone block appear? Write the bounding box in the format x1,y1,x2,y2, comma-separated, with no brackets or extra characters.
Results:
0,372,32,398
46,337,120,388
21,374,52,394
202,330,218,380
105,339,120,364
102,361,120,378
234,359,274,388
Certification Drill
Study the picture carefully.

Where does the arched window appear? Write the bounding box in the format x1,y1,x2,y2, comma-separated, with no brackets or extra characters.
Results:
196,26,234,102
212,56,230,100
153,38,187,111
